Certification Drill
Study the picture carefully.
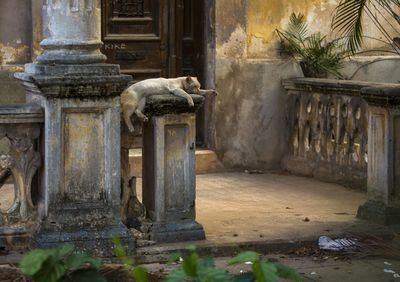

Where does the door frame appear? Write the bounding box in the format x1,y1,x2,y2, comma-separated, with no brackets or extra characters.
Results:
200,0,216,149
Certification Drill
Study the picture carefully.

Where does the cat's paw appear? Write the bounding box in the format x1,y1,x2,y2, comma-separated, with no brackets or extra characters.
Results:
188,100,195,107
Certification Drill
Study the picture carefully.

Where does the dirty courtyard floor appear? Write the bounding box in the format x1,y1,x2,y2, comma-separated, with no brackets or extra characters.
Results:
138,172,394,244
1,172,400,281
137,172,400,281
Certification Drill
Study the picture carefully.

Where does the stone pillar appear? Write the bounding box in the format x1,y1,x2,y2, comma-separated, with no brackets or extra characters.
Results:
141,94,206,243
357,86,400,225
38,0,106,64
15,0,134,256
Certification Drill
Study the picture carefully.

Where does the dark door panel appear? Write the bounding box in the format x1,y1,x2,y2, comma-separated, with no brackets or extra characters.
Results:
102,0,168,82
102,0,207,146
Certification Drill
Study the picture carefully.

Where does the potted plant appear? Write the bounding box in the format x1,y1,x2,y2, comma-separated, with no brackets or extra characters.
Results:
277,13,346,78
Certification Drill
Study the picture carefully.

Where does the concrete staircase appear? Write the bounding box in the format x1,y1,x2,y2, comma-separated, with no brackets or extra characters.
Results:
129,149,224,177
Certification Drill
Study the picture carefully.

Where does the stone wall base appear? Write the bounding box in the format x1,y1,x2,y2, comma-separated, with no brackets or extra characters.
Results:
0,232,31,252
33,223,135,257
357,201,400,225
144,220,205,243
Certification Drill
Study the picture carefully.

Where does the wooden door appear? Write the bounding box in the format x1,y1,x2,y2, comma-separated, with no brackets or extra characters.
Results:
101,0,170,81
102,0,207,146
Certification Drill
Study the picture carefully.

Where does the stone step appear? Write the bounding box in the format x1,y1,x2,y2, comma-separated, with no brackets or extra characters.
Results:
129,149,224,177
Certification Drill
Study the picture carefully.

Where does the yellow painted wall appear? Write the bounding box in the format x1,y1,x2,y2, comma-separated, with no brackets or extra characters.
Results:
246,0,334,58
216,0,397,59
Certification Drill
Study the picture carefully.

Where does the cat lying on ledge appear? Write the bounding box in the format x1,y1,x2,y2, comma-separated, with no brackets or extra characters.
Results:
121,76,217,132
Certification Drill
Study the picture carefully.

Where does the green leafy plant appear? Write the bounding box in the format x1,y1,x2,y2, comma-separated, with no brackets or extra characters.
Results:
332,0,400,54
113,236,150,282
229,251,302,282
277,13,346,78
166,247,302,282
166,245,232,282
20,243,302,282
19,244,106,282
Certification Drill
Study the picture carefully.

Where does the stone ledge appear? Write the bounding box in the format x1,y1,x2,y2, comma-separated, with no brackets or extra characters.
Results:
15,72,132,98
283,77,400,96
0,105,43,123
361,86,400,107
23,63,121,76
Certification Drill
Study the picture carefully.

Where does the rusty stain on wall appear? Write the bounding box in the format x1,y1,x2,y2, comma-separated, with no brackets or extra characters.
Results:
0,43,29,65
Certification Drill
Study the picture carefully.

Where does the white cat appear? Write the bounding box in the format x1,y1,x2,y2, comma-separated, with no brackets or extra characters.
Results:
121,76,214,132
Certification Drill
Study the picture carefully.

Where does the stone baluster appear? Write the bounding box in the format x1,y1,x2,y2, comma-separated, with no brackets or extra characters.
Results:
0,105,43,251
357,86,400,224
15,0,134,255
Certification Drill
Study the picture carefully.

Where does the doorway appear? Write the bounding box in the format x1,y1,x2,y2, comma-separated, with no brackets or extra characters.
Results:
101,0,213,147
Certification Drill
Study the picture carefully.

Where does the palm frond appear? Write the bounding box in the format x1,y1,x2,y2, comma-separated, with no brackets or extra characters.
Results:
332,0,369,54
285,13,309,43
333,0,400,54
377,0,400,25
276,13,309,57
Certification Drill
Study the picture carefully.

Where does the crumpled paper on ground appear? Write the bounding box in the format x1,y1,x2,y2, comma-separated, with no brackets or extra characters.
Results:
318,236,357,251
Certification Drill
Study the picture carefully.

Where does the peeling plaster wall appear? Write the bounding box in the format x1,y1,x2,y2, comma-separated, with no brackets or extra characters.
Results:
0,0,34,104
214,0,400,170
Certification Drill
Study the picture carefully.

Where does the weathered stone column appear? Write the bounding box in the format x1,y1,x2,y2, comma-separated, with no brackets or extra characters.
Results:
38,0,106,64
357,86,400,225
15,0,134,256
141,94,206,243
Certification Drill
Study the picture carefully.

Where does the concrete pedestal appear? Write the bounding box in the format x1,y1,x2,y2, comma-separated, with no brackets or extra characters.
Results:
357,86,400,225
16,65,134,256
141,95,205,242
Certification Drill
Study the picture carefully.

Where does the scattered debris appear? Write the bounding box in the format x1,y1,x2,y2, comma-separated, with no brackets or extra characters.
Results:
244,169,264,174
286,207,293,209
233,233,239,237
384,261,393,266
394,273,400,278
318,236,357,251
310,272,317,275
303,217,310,222
136,239,157,247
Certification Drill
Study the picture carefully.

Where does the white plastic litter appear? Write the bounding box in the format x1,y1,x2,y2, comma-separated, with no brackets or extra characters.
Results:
384,262,393,266
384,269,396,274
318,236,357,251
310,272,317,275
394,273,400,279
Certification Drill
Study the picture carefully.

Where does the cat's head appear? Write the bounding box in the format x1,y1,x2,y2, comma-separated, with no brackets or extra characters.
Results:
184,76,201,94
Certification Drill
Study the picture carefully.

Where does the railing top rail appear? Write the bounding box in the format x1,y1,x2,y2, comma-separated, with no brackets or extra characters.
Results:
282,77,400,96
0,104,43,124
